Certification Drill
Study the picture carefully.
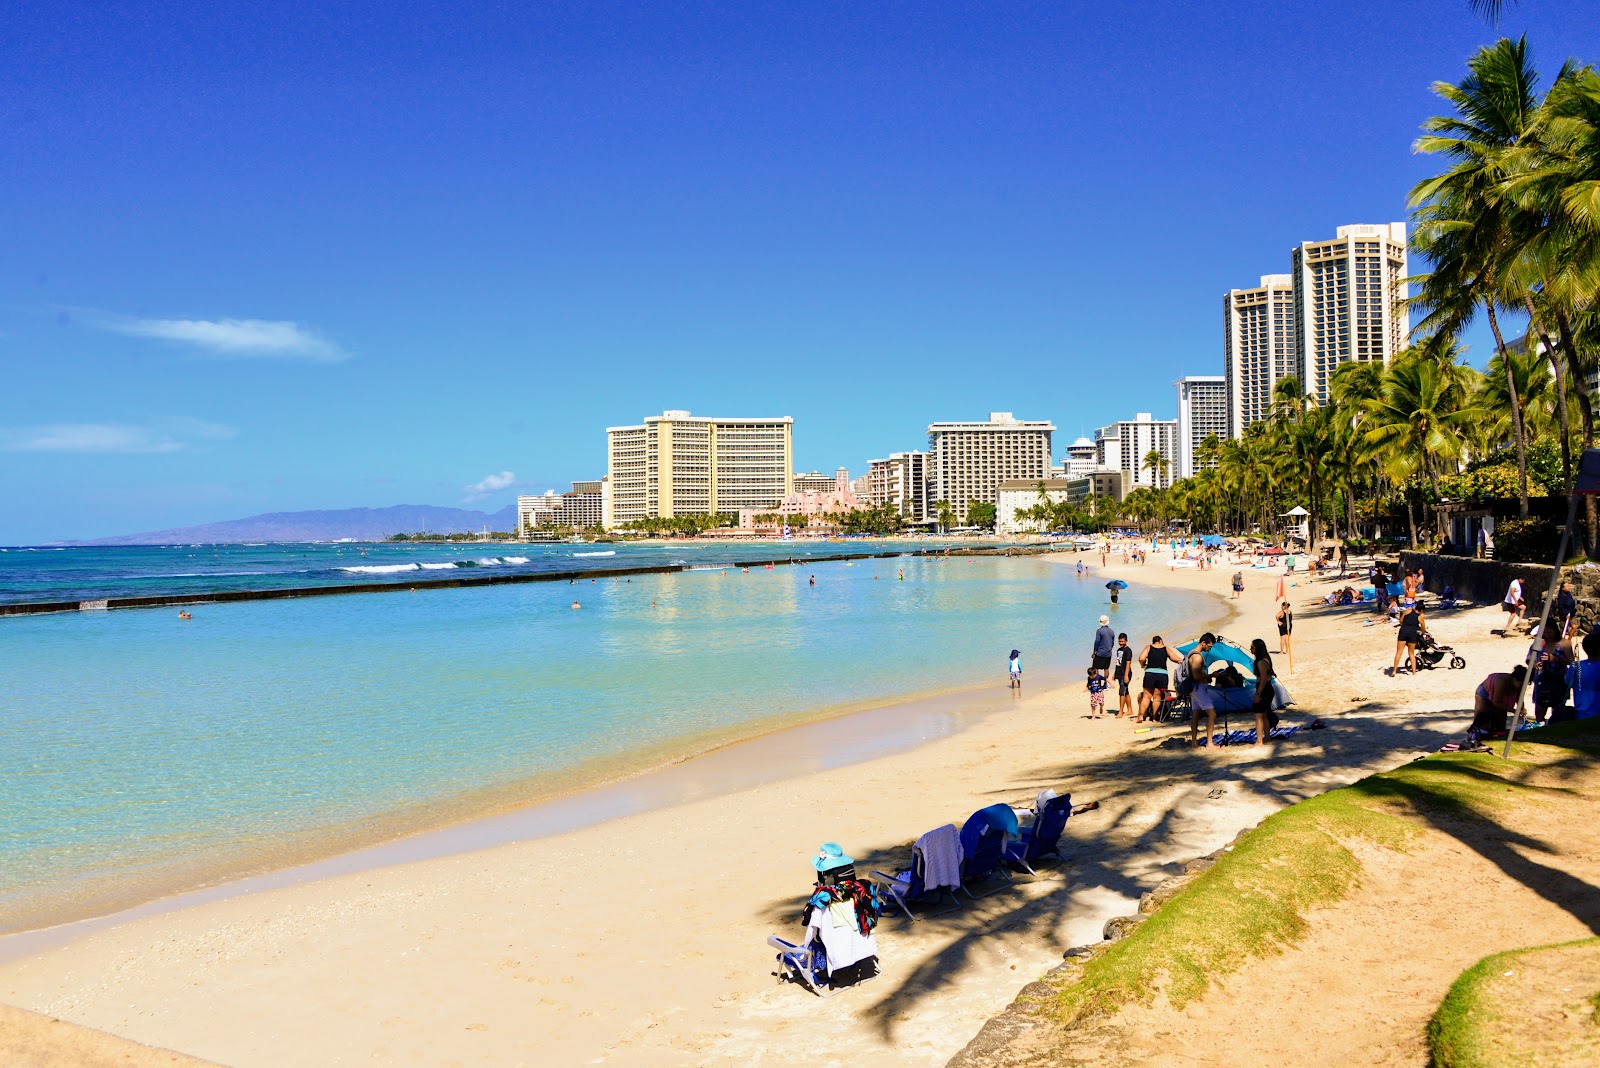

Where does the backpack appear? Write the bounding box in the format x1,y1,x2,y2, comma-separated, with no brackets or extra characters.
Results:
1173,652,1194,696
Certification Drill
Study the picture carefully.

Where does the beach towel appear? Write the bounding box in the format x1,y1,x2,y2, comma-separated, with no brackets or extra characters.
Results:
805,900,877,971
916,824,963,892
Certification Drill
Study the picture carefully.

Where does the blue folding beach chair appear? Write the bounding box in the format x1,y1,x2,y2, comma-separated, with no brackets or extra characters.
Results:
873,839,961,921
1005,794,1073,876
959,803,1018,898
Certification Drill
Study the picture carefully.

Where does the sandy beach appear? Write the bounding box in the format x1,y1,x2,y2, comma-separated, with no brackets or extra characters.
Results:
0,548,1511,1066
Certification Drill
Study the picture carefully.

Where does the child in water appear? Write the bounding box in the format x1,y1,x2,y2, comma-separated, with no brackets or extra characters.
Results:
1087,666,1108,718
1008,649,1022,689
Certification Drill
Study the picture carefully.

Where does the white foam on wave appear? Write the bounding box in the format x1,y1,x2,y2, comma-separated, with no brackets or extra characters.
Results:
503,556,530,564
340,564,420,574
419,562,457,570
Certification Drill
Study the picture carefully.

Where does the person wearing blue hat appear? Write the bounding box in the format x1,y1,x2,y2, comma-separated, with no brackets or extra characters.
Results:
813,842,856,884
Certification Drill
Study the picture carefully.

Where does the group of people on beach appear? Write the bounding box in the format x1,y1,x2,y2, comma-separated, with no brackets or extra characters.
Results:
1083,615,1282,747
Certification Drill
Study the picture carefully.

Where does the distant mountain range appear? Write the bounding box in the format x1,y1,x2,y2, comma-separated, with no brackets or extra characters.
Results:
83,504,521,545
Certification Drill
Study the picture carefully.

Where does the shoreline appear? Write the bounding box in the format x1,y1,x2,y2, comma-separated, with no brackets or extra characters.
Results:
13,550,1428,1067
0,555,1217,944
0,666,1079,955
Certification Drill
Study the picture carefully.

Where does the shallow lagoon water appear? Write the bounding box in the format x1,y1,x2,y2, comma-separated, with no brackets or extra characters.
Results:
0,553,1212,933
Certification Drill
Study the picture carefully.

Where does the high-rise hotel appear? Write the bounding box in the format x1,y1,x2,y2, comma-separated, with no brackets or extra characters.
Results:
1174,376,1227,478
1223,274,1296,438
926,413,1053,523
1291,222,1409,404
1222,223,1409,433
606,411,793,524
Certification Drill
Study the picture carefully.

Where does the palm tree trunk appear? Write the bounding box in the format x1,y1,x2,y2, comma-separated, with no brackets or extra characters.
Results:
1404,483,1418,548
1555,309,1596,556
1485,304,1530,518
1523,297,1573,491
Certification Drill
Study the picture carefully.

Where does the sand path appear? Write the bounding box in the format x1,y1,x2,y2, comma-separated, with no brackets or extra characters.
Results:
0,548,1507,1066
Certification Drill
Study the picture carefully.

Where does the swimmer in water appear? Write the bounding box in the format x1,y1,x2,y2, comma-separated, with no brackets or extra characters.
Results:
898,568,904,581
809,575,816,586
571,601,581,609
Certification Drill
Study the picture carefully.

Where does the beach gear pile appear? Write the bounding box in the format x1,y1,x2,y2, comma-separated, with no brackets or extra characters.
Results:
768,793,1084,996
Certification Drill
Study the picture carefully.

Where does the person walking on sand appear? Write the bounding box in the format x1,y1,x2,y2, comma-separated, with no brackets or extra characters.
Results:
1231,570,1244,600
1008,648,1022,689
1138,634,1182,723
1249,639,1278,747
1091,615,1116,679
1086,667,1107,718
1113,633,1135,718
1076,559,1085,578
1389,601,1427,675
1276,600,1293,661
1500,577,1524,635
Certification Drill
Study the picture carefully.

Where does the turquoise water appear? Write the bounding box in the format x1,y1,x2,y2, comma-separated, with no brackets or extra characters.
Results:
0,554,1212,933
0,538,996,604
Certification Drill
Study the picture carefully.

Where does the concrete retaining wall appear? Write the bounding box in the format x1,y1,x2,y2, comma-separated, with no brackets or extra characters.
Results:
1400,551,1600,633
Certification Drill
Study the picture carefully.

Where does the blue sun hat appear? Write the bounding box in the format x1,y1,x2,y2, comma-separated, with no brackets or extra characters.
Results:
812,841,854,871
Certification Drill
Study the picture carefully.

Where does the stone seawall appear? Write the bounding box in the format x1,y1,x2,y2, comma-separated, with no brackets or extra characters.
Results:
1400,551,1600,632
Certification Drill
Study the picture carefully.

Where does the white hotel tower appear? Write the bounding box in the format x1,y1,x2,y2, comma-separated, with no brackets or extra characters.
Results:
1223,273,1296,438
1291,222,1409,404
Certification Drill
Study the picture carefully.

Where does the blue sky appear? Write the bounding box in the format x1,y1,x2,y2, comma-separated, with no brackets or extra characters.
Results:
4,1,1597,543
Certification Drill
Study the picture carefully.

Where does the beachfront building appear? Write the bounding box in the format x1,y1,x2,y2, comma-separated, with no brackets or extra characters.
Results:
518,481,604,533
865,451,930,523
1094,413,1179,491
1066,470,1127,504
996,479,1076,535
606,411,794,525
1175,376,1227,478
1223,273,1296,438
792,471,837,494
926,412,1054,524
1291,222,1409,404
1063,436,1097,478
738,468,861,535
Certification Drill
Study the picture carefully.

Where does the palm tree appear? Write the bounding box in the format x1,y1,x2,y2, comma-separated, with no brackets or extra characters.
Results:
1363,350,1485,546
1141,449,1170,490
935,499,955,534
1411,36,1542,518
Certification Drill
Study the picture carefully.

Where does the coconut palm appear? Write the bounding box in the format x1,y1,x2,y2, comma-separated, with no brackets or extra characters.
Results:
1411,36,1542,517
1363,350,1486,545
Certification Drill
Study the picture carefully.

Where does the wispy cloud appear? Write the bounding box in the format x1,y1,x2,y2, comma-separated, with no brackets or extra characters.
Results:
1,419,235,454
464,470,517,501
96,313,347,362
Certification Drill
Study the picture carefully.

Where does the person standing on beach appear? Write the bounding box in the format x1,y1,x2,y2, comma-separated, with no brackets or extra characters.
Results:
1138,635,1182,723
1086,667,1107,718
1276,601,1293,663
1076,559,1085,578
1184,634,1217,745
1091,615,1116,679
1249,639,1278,747
1231,570,1244,600
1113,633,1134,718
1501,577,1524,635
1389,602,1426,675
1009,649,1022,689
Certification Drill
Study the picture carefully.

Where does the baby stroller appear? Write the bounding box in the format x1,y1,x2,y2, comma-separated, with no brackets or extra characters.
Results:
1413,633,1466,671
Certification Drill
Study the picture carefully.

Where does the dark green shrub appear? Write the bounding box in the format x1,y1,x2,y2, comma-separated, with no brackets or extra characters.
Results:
1493,517,1562,563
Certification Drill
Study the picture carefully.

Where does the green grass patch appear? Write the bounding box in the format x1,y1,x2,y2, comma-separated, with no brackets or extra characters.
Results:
1048,720,1600,1030
1428,937,1600,1068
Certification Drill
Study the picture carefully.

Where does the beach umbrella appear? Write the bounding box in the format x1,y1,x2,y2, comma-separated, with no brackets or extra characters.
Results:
1200,534,1226,548
1105,580,1128,590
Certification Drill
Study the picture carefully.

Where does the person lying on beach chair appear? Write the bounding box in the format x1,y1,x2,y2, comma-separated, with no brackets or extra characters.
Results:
768,842,882,996
1439,585,1458,610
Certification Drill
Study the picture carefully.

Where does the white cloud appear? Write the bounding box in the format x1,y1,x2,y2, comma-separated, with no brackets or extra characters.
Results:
464,470,517,500
101,315,347,361
1,419,235,454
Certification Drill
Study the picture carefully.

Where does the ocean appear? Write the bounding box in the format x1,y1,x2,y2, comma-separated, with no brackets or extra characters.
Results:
0,545,1214,935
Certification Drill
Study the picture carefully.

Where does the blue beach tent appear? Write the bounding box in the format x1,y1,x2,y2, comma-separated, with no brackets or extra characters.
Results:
1176,637,1257,677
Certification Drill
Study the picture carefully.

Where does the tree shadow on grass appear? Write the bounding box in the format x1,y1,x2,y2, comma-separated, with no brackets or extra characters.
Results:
752,709,1471,1039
